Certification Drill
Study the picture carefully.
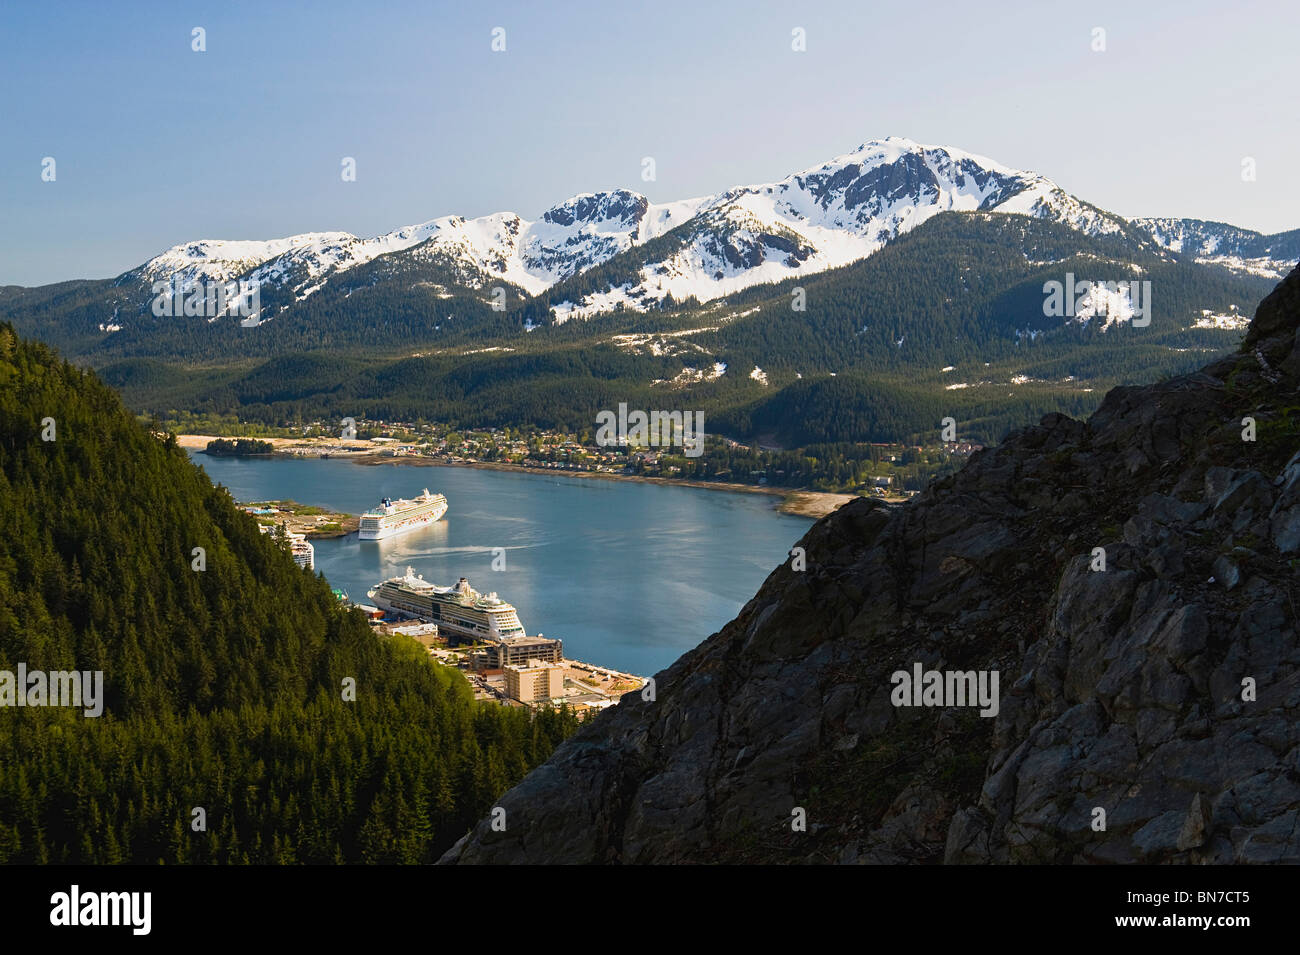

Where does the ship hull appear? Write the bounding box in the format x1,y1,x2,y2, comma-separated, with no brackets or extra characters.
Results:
366,574,524,644
366,590,491,643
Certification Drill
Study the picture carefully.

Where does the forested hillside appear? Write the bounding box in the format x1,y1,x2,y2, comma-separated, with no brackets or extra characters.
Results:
0,325,578,863
693,213,1269,372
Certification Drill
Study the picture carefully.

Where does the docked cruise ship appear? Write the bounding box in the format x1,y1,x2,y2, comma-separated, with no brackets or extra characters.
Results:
368,569,526,643
261,522,314,570
358,488,448,540
289,536,314,570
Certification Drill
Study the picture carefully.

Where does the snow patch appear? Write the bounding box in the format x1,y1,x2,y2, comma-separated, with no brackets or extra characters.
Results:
1192,306,1249,330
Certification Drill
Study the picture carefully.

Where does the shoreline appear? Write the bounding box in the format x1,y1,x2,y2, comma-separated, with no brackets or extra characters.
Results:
177,434,859,519
240,498,360,539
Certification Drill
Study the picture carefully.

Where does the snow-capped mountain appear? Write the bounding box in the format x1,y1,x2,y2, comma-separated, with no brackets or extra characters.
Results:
129,189,704,307
549,138,1133,320
129,234,344,287
113,137,1292,325
1126,217,1300,279
244,193,704,302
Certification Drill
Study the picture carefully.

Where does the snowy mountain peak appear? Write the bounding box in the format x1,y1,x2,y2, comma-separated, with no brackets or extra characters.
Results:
1126,216,1300,278
548,137,1135,318
116,137,1294,327
132,233,354,286
541,190,649,229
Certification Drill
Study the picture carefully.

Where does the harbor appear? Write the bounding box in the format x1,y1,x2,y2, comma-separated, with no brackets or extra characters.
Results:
193,449,814,679
243,483,654,713
358,564,645,717
384,619,644,719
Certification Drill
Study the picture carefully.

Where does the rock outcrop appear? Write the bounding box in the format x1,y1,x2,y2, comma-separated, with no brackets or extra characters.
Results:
442,265,1300,864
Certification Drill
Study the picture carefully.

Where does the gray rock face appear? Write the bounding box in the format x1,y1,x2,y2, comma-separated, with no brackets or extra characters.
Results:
441,264,1300,865
1270,451,1300,553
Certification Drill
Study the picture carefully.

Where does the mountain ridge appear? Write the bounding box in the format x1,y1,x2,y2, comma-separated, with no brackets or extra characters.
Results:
14,137,1293,337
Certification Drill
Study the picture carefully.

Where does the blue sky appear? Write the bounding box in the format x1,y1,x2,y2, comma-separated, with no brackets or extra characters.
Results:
2,0,1297,285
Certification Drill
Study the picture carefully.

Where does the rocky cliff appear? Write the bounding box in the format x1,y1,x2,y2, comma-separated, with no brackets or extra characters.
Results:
442,265,1300,864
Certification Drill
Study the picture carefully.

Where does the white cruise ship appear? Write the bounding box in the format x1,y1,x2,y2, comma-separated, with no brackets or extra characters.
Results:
260,522,314,570
358,488,448,540
368,569,526,643
289,535,314,570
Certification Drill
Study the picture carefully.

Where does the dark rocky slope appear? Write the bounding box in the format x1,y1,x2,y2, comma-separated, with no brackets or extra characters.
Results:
442,266,1300,864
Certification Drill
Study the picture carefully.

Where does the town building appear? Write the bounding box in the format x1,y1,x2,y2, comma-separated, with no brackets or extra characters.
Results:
487,635,563,668
390,621,440,647
504,660,564,703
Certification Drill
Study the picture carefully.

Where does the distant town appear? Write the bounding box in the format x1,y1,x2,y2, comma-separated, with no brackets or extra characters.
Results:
182,414,983,508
